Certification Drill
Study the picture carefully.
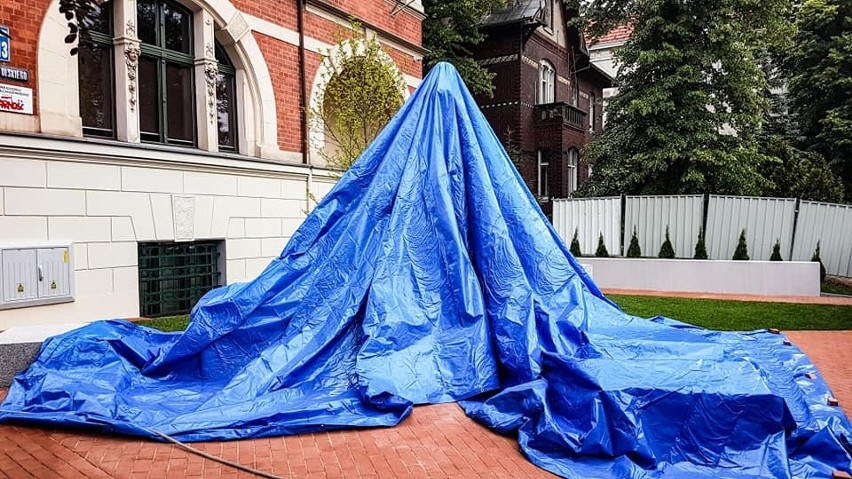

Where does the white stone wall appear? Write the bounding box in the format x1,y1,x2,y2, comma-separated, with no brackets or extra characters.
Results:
0,136,336,329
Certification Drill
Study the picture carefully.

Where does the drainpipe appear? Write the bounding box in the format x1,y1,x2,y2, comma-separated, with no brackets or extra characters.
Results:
297,0,309,165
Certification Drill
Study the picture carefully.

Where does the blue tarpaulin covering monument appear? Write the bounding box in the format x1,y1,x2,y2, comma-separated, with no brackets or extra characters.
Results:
1,63,850,478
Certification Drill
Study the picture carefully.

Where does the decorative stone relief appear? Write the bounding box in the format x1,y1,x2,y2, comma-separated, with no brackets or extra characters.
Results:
126,19,137,38
205,43,215,60
204,62,219,124
125,42,141,112
173,196,196,242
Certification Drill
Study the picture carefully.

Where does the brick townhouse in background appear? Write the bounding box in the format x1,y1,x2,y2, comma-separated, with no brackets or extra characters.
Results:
472,0,613,216
0,0,424,329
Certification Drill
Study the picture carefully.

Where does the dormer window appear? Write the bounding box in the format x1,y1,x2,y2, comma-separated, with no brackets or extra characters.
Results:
538,60,555,105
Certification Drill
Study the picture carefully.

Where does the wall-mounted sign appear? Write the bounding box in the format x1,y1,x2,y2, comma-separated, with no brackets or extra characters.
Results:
0,27,10,63
0,65,27,82
0,83,33,114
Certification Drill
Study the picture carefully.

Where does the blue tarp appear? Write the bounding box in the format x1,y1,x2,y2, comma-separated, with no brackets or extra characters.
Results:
1,63,850,478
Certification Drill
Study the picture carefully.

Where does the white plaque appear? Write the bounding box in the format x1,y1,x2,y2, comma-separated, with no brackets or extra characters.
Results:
0,83,33,115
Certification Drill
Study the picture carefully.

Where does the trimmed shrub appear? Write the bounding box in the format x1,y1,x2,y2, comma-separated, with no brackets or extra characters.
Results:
570,228,582,257
658,226,675,259
770,239,783,261
693,228,708,259
626,227,642,257
732,229,750,260
595,233,609,257
811,241,827,281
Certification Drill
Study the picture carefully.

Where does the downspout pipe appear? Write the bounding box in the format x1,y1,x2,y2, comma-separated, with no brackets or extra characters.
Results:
298,0,309,165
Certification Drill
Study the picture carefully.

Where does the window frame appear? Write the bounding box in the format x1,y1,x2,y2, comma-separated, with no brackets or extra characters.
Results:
566,148,579,196
589,93,596,133
138,0,197,147
79,2,116,139
537,150,549,197
538,61,555,105
215,43,239,152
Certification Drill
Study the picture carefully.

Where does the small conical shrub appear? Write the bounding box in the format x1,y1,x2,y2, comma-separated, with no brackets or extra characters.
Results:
626,227,642,258
732,229,750,260
811,241,826,281
770,239,783,261
570,228,582,257
595,232,609,257
693,228,708,259
658,226,675,259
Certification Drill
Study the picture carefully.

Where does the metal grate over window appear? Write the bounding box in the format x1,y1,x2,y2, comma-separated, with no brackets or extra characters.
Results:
138,241,223,317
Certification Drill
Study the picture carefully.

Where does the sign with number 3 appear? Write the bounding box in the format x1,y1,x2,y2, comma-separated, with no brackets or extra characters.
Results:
0,27,10,63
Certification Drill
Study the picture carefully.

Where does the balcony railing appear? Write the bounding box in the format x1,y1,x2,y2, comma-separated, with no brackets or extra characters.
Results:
534,101,586,131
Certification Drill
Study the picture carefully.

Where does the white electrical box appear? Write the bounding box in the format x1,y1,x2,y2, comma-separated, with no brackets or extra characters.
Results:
0,244,75,310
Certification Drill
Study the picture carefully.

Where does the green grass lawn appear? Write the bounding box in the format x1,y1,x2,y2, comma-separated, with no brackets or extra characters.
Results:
610,294,852,331
822,281,852,296
137,295,852,333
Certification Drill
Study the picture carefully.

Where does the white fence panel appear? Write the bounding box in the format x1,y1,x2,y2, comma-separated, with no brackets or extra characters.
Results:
623,195,703,258
552,197,622,256
705,196,796,261
792,201,852,277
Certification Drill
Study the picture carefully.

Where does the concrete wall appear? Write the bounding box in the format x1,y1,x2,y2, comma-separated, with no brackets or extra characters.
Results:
579,258,821,297
0,135,336,329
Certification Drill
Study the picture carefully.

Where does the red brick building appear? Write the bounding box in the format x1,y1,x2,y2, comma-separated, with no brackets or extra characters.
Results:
472,0,613,214
0,0,423,327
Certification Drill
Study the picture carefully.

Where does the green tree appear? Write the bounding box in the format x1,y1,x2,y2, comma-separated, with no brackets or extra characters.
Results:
626,227,642,258
422,0,507,96
578,0,790,196
693,228,708,259
733,229,750,260
770,239,783,261
310,24,404,171
760,138,845,202
595,233,610,257
570,228,582,257
786,0,852,201
811,241,827,281
658,226,675,259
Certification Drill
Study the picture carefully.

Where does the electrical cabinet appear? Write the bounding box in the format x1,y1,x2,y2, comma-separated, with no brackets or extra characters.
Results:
0,244,74,310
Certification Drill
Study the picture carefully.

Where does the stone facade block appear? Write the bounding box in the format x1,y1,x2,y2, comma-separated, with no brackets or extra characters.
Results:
87,191,156,241
111,217,137,242
0,216,49,242
87,242,138,269
74,268,114,295
47,162,121,191
261,237,286,257
226,238,262,259
184,172,238,196
112,266,139,293
5,188,86,216
0,158,46,188
245,218,282,238
48,217,112,243
122,167,184,194
238,176,282,198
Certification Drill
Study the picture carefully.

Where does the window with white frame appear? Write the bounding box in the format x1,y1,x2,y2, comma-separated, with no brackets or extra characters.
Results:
78,0,239,151
589,93,596,132
567,148,579,195
537,150,549,197
538,61,555,105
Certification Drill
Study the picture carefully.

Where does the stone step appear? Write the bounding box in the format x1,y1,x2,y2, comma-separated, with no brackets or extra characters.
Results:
0,323,86,387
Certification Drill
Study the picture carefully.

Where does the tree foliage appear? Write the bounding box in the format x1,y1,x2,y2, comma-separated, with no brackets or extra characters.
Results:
626,227,641,258
658,226,675,259
770,239,783,261
577,0,791,197
732,229,750,260
422,0,506,96
310,24,404,171
811,241,827,281
595,233,610,257
693,228,708,260
785,0,852,201
760,137,845,202
570,228,582,257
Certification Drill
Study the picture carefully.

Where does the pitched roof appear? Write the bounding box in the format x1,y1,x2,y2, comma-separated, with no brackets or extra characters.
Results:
589,24,633,46
482,0,543,27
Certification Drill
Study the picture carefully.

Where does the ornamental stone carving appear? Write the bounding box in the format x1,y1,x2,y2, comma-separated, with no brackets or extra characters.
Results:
204,61,219,124
125,42,141,112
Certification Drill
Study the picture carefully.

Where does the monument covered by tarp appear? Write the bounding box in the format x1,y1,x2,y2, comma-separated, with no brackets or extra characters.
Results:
1,63,850,478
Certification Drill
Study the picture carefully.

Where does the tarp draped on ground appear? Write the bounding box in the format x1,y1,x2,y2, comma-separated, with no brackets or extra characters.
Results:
1,63,850,478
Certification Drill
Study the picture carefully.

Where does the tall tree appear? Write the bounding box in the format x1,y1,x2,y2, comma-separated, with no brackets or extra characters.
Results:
577,0,791,196
785,0,852,201
422,0,506,96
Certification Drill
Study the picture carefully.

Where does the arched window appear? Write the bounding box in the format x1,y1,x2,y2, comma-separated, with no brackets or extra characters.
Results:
537,61,555,105
77,0,240,152
566,148,579,195
78,3,115,138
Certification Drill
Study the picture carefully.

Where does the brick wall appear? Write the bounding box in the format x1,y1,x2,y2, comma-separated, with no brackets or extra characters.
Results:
0,0,51,114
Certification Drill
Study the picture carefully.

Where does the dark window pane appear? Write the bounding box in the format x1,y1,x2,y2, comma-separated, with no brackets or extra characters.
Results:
137,0,158,46
216,73,237,150
139,56,161,140
163,2,191,54
166,62,194,143
78,42,114,136
215,43,232,66
83,1,113,35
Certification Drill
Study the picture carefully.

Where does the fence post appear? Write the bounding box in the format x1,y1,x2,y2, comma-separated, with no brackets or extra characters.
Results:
789,198,801,261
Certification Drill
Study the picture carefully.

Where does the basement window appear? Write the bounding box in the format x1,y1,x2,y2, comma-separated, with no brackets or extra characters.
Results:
138,241,223,317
